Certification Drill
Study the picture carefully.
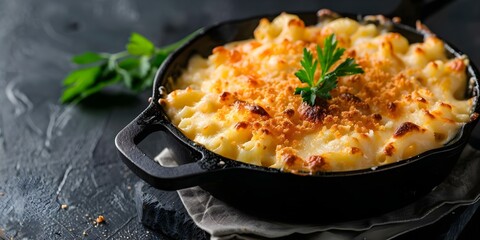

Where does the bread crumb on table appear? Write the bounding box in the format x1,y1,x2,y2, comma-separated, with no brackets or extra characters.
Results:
96,215,105,224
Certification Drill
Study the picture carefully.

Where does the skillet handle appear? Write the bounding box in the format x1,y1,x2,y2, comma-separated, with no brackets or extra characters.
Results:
115,104,213,190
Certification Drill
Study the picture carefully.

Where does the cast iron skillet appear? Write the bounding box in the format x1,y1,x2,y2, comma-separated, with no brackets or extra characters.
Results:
115,11,480,222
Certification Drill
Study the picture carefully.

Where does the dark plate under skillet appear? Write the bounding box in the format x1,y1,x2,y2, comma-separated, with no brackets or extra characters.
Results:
115,11,480,222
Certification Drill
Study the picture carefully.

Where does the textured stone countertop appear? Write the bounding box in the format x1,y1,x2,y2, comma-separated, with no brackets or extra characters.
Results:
0,0,479,239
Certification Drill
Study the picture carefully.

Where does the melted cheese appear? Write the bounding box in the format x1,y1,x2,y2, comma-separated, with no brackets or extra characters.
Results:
162,13,473,173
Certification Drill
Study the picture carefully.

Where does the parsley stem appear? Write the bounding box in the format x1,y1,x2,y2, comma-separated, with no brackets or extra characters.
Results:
110,51,130,59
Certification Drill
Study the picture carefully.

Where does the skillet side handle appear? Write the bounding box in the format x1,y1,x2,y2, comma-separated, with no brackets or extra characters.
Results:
115,104,210,190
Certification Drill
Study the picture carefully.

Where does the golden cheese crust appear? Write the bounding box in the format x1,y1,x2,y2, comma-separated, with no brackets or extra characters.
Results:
162,13,473,173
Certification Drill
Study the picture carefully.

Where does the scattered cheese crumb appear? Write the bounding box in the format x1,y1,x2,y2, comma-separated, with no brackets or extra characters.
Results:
61,204,68,209
96,215,105,224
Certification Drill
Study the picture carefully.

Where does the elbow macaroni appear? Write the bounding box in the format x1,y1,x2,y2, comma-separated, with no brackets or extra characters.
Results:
161,13,474,173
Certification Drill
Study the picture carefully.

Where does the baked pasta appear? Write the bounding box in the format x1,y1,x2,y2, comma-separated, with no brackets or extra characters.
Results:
161,12,474,173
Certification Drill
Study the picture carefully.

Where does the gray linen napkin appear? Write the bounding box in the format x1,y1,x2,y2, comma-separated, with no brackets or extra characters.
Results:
154,145,480,240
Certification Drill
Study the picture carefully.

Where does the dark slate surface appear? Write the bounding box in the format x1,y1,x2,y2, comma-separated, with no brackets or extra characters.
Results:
0,0,480,239
134,182,208,240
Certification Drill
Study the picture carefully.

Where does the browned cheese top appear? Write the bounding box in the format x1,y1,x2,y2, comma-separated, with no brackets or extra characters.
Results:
162,13,473,173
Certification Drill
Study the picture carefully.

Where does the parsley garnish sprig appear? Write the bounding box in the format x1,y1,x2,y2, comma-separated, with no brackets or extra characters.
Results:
61,32,196,103
294,34,364,106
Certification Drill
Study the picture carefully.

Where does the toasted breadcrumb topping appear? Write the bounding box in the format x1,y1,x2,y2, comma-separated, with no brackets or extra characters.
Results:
163,13,473,172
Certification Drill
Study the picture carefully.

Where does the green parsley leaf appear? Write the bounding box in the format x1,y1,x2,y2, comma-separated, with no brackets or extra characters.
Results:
138,55,151,78
61,30,199,104
327,58,364,77
294,48,317,86
75,75,122,102
294,34,364,106
118,58,140,70
61,66,102,103
126,33,155,56
72,52,106,64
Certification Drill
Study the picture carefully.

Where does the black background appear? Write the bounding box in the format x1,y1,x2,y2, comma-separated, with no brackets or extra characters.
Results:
0,0,479,239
